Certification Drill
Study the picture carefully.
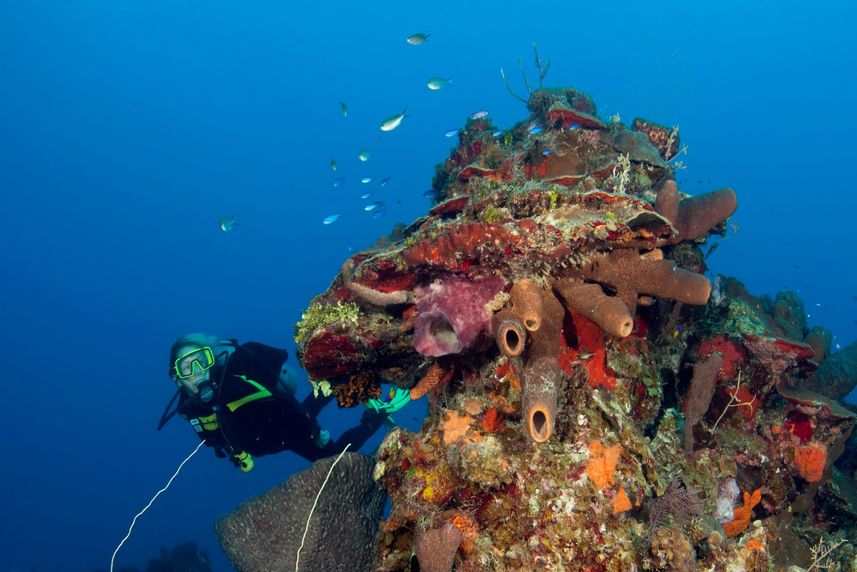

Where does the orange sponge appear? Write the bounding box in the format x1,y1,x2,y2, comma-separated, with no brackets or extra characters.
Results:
723,488,761,537
794,442,828,483
586,441,622,490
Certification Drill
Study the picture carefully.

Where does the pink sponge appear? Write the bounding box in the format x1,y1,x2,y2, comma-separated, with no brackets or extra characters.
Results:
414,275,505,357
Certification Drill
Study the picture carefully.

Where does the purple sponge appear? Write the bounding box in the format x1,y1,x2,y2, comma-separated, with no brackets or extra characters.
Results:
414,275,505,357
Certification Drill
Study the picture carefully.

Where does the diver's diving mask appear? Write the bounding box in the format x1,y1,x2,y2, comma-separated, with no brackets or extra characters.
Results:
173,346,216,380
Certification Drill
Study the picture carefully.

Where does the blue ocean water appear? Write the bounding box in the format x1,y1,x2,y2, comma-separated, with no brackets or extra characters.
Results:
0,1,855,570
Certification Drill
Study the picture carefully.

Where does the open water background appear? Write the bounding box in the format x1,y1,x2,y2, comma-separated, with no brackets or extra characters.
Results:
1,1,855,570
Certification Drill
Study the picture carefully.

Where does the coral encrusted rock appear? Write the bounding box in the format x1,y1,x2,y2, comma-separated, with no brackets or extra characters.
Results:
294,86,857,570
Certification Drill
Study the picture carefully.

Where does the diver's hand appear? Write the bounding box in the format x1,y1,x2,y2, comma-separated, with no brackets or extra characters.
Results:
366,387,411,415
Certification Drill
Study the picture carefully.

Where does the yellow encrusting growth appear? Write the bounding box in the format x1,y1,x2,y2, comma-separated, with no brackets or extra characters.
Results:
294,300,360,345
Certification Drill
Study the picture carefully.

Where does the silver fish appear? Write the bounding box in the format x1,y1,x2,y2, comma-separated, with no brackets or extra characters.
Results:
406,33,430,45
218,214,238,232
322,214,340,225
427,77,452,90
380,108,407,132
358,149,371,162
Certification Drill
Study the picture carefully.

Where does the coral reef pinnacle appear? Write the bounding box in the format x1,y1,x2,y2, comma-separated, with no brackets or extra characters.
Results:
292,86,857,571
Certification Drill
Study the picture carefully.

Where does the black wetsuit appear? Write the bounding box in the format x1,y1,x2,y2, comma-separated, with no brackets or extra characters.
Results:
177,341,381,463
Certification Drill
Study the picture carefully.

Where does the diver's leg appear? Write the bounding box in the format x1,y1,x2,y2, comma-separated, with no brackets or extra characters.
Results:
301,392,335,420
291,438,340,462
331,409,388,452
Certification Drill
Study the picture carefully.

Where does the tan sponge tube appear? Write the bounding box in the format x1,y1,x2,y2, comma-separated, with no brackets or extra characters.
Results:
492,310,527,356
491,279,546,356
523,357,561,443
508,279,544,333
555,282,634,338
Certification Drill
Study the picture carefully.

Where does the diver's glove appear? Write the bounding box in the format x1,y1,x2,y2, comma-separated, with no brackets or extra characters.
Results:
232,450,254,472
313,428,331,448
365,387,411,419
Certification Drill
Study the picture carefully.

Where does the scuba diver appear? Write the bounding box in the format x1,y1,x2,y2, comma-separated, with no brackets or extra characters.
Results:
158,333,411,472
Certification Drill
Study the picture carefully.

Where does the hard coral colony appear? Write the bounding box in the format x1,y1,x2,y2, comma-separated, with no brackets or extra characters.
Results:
292,87,857,570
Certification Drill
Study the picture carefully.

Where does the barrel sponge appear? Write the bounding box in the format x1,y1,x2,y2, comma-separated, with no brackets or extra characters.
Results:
554,281,634,338
215,452,385,572
581,249,711,316
413,275,506,357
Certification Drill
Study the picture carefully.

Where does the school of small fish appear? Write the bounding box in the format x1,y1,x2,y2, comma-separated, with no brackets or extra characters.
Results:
319,30,478,226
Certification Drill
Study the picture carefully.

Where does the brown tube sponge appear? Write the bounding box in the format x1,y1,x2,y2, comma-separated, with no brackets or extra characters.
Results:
507,279,544,333
653,178,680,223
492,309,527,357
528,284,565,361
684,352,723,452
522,357,561,443
654,179,738,243
675,188,737,241
554,282,634,338
493,281,566,443
581,249,711,316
